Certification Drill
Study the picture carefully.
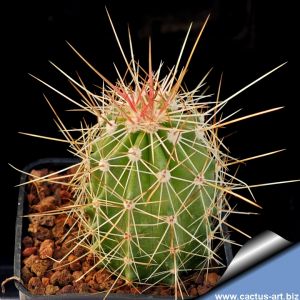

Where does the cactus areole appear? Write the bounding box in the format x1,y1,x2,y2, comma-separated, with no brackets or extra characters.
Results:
26,12,286,296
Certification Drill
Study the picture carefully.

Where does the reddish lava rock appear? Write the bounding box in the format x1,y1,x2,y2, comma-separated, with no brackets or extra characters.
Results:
39,239,54,259
21,168,222,296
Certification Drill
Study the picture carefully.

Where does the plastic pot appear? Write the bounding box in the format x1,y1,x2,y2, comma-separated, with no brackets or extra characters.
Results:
14,158,233,300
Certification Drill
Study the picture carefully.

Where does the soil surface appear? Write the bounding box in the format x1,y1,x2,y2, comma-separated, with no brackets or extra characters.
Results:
21,167,221,297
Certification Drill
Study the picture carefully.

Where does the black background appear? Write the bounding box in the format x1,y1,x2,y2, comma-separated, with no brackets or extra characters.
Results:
1,0,298,269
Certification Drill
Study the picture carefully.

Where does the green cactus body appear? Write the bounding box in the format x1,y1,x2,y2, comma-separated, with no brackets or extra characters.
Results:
85,107,218,284
27,14,278,297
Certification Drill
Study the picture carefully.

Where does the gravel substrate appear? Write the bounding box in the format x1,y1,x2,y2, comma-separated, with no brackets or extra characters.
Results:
21,167,220,297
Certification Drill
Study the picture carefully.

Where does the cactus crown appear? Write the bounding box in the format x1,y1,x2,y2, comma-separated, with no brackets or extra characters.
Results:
21,12,289,299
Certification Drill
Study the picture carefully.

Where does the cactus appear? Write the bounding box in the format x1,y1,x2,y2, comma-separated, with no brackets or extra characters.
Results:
85,81,218,286
23,13,288,298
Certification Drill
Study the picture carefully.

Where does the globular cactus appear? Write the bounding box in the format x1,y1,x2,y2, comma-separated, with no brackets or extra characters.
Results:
85,80,218,286
26,13,286,297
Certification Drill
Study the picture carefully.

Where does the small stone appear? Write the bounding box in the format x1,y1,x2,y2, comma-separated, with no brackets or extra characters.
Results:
87,279,100,290
41,277,50,286
50,269,73,286
31,259,51,277
41,195,56,206
32,196,56,212
22,247,37,257
67,165,79,175
52,247,65,260
35,226,52,241
204,272,220,286
33,239,41,248
28,223,38,234
72,271,84,281
57,284,75,294
99,278,114,291
22,236,33,248
52,260,69,271
82,261,92,273
30,169,48,179
130,286,141,295
27,277,45,295
68,254,81,271
39,239,54,259
45,284,60,295
52,222,65,238
24,255,39,268
59,189,72,203
21,266,34,283
75,282,90,293
86,252,95,265
189,287,198,297
44,270,54,278
84,270,96,283
27,193,38,205
115,278,124,286
38,215,55,227
94,269,110,284
72,245,86,257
